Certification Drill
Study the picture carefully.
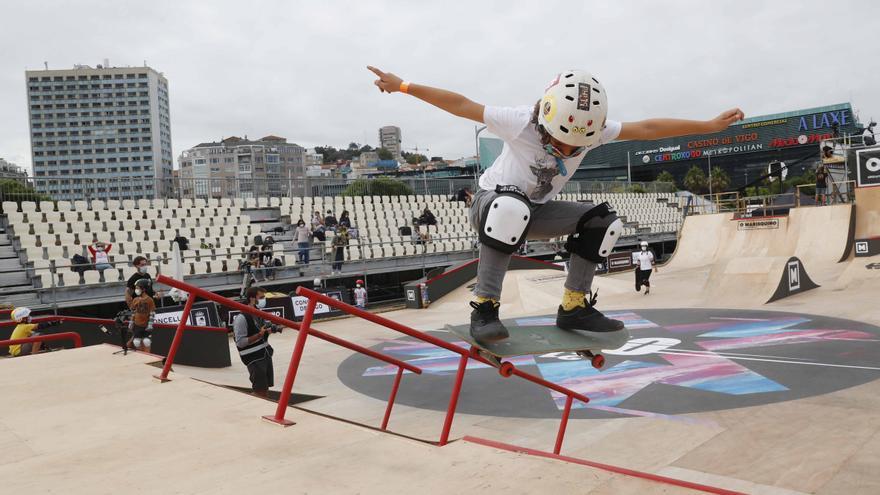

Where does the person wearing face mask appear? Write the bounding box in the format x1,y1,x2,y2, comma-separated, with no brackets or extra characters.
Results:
632,241,658,294
353,280,367,309
367,65,742,342
127,256,162,301
232,287,275,398
126,278,156,352
294,218,312,264
87,241,113,273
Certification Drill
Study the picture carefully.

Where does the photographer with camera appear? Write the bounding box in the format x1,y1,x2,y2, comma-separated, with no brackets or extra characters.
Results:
125,278,156,353
233,287,278,398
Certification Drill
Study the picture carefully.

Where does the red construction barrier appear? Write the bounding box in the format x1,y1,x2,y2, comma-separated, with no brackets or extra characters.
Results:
155,275,422,431
291,286,590,453
0,332,83,350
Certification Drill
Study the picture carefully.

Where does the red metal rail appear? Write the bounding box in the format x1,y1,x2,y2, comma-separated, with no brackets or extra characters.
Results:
155,275,422,431
292,286,590,453
0,332,83,350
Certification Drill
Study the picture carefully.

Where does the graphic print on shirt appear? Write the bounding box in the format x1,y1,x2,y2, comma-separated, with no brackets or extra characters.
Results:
528,155,560,201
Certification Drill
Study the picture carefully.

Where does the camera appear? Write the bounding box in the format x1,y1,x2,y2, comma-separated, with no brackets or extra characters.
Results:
266,323,283,334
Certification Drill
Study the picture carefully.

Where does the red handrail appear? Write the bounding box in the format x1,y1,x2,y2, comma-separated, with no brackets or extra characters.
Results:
0,332,83,350
154,275,421,431
293,286,591,453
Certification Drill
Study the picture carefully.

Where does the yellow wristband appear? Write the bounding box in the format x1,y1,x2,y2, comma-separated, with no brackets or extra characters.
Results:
400,81,410,94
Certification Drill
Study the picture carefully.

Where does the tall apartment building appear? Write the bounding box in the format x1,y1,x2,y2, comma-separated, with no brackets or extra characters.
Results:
25,63,173,200
178,135,306,199
379,125,402,160
0,158,27,180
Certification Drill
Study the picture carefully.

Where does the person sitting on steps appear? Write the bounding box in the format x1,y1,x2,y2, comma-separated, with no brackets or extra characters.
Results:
367,65,742,342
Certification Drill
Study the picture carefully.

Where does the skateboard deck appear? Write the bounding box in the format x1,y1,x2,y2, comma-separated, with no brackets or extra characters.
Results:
447,321,630,370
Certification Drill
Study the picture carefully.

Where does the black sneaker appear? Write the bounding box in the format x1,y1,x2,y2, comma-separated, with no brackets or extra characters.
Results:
556,290,624,333
469,300,509,343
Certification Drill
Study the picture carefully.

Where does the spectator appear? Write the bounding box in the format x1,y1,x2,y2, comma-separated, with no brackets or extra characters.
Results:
311,211,324,230
324,210,338,230
294,219,312,264
332,225,350,274
8,307,61,357
260,236,279,280
233,287,275,398
419,207,437,232
126,278,156,352
338,210,352,229
864,122,877,146
815,162,829,206
354,280,367,309
454,187,473,207
411,218,431,245
127,256,161,301
247,245,262,280
88,241,113,272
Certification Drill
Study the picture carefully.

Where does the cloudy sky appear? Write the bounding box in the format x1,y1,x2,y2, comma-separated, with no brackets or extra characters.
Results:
1,0,878,173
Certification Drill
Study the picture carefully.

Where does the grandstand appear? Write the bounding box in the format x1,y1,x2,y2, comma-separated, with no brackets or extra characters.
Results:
0,185,685,308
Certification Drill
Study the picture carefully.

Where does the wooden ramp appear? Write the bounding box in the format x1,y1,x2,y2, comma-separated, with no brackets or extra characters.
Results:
0,345,745,494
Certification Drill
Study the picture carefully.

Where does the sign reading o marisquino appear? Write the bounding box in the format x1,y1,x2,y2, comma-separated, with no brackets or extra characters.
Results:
737,218,780,231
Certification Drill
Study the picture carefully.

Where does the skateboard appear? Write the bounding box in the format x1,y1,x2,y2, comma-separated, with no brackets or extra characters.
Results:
447,321,630,375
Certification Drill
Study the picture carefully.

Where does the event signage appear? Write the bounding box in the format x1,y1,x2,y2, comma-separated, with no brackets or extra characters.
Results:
155,301,221,328
856,147,880,187
737,218,780,231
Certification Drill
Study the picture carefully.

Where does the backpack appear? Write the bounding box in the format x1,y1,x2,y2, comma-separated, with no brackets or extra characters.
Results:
70,254,93,274
172,236,189,251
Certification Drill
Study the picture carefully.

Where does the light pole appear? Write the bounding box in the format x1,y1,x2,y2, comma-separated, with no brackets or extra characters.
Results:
475,125,487,188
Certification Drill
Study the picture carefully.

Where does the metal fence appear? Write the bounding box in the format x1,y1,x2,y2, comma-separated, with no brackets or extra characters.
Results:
0,175,677,207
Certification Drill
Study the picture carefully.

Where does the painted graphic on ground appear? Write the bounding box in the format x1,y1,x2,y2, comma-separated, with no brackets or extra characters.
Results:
337,309,880,419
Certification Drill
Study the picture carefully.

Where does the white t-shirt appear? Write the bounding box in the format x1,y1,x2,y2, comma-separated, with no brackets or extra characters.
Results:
354,287,367,305
633,250,655,270
479,105,622,204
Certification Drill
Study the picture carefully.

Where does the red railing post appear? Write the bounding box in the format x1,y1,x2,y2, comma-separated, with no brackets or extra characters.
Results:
554,395,574,455
439,353,470,446
263,298,317,426
154,295,195,382
0,332,83,350
381,367,404,431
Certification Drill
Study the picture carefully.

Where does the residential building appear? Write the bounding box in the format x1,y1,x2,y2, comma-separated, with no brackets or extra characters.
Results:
25,62,173,200
0,158,27,180
356,151,379,168
178,135,306,198
379,125,402,159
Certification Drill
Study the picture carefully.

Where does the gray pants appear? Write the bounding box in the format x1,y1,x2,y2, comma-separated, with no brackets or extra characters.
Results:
468,189,599,300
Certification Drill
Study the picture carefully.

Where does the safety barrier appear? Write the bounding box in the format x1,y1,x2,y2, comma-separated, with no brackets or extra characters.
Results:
154,274,422,431
0,314,228,334
294,286,590,454
0,332,82,350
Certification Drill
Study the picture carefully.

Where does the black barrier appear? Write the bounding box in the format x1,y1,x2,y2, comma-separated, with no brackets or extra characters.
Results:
152,301,231,368
855,238,880,257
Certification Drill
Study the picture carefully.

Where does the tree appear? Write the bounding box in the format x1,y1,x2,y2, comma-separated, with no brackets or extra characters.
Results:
0,179,51,212
403,152,428,165
709,166,731,193
377,148,394,160
348,142,360,150
342,178,414,196
359,144,374,153
655,170,676,187
683,165,708,194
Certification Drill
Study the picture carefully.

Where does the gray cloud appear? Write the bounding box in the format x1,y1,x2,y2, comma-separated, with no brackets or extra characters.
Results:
1,0,877,173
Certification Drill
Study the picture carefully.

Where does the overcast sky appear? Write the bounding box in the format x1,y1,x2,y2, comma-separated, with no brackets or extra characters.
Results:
2,0,878,173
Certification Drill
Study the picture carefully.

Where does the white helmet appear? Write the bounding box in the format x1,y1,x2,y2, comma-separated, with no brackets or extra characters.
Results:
12,307,32,322
640,241,649,249
313,278,322,288
539,70,608,148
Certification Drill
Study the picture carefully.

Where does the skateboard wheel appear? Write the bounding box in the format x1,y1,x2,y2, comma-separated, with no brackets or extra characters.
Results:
591,354,605,369
499,362,515,377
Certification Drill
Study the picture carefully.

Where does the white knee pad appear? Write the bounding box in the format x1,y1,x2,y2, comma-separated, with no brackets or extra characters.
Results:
142,337,152,348
133,338,143,348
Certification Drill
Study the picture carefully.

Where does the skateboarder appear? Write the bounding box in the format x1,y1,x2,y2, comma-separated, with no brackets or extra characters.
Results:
633,241,658,294
367,66,743,342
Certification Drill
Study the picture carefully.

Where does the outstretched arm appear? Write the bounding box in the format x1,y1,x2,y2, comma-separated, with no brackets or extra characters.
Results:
619,108,745,141
367,66,484,123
